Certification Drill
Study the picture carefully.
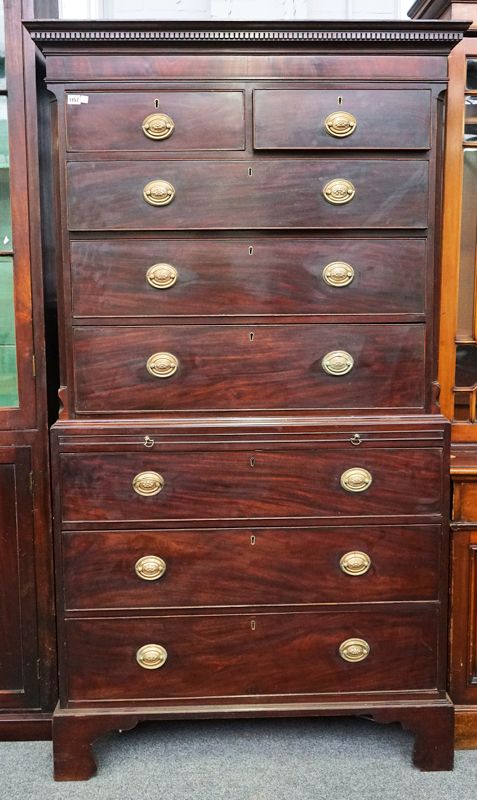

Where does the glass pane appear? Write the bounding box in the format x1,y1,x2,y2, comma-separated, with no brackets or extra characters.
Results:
455,344,477,388
465,96,477,143
0,95,12,249
0,255,14,344
456,149,477,340
467,59,477,91
0,256,18,407
0,2,5,90
0,345,18,407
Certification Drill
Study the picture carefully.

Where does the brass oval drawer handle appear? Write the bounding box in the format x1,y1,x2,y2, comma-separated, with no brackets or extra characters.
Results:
340,551,372,576
136,643,168,670
322,350,354,376
322,261,355,288
324,110,357,138
340,467,373,493
323,178,355,205
146,352,179,379
146,263,178,290
142,112,175,141
135,555,167,581
143,179,175,207
339,638,370,663
132,471,165,497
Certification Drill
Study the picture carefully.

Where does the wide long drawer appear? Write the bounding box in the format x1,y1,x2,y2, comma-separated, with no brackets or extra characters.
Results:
65,90,245,152
72,324,426,414
66,160,429,230
58,446,444,524
62,525,442,610
253,88,431,150
70,238,427,320
64,608,440,702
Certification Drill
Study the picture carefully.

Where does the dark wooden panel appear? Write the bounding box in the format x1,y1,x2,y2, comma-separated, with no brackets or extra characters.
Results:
70,238,427,320
253,89,431,149
66,160,429,231
45,54,448,82
0,462,24,694
64,608,439,701
0,447,38,708
72,324,425,413
65,90,245,152
59,446,443,523
62,524,441,610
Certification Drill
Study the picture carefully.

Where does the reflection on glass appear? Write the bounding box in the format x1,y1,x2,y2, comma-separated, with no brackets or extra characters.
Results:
0,2,5,90
0,256,18,407
465,96,477,142
455,344,477,387
467,59,477,91
457,149,477,340
0,95,11,249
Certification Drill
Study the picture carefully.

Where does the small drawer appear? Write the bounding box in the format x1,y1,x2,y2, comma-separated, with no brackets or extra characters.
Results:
64,608,439,702
59,446,444,524
66,159,429,231
70,238,427,320
72,323,426,414
62,524,442,611
253,89,431,150
65,90,245,152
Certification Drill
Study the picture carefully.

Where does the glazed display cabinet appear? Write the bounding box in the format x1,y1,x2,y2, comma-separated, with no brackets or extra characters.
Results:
0,0,55,740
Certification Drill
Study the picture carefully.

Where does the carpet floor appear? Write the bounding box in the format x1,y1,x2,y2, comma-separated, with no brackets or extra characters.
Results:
1,717,477,799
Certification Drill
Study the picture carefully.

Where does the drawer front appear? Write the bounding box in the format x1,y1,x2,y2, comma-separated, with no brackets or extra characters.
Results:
253,89,431,150
70,238,427,319
59,447,443,524
72,324,425,413
65,609,439,701
66,160,429,231
62,525,441,610
66,90,245,152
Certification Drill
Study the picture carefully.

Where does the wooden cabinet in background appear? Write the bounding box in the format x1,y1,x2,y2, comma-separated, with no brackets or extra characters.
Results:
410,0,477,748
0,0,55,740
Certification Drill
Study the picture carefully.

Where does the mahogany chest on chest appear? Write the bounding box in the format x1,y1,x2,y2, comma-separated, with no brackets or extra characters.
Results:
27,19,466,779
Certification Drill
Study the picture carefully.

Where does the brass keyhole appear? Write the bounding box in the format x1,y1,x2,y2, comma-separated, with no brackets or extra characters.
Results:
249,332,255,342
250,620,256,631
250,456,255,467
248,167,253,177
249,246,254,256
154,98,159,108
250,535,256,546
338,96,343,105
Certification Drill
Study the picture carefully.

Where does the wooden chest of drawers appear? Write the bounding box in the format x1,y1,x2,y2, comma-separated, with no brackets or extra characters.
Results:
28,18,466,780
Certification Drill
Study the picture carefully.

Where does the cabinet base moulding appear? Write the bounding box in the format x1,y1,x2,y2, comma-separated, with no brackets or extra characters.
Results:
52,700,454,781
0,713,52,741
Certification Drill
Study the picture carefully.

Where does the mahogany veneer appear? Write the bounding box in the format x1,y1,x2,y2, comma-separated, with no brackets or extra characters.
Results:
70,238,427,320
63,524,442,610
72,323,426,415
66,159,430,231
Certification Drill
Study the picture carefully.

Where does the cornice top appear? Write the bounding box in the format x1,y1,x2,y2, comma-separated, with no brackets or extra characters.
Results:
24,19,469,49
409,0,474,20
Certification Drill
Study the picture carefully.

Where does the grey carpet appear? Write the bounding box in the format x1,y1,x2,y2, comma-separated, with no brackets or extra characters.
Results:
1,717,477,799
